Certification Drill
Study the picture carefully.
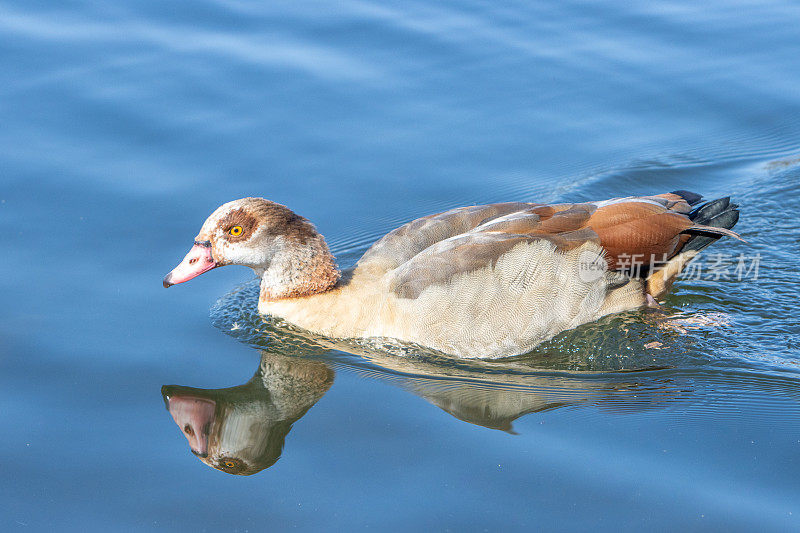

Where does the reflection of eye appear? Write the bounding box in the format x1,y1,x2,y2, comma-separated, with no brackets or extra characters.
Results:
228,226,243,236
218,457,245,474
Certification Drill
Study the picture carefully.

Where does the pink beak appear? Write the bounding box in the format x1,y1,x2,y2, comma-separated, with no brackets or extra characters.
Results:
163,241,217,288
167,395,216,458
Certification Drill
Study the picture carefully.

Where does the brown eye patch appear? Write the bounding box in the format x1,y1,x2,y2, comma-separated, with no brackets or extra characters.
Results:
219,208,258,242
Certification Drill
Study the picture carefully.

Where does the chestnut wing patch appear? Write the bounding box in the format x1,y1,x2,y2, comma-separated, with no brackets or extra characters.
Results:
588,201,693,269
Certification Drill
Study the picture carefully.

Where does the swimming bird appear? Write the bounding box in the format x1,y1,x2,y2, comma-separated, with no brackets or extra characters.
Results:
163,191,741,358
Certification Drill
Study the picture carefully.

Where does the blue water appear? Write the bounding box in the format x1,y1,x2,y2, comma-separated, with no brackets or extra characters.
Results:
2,0,800,530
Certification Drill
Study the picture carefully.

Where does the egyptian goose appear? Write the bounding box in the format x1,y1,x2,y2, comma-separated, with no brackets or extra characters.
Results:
164,191,741,358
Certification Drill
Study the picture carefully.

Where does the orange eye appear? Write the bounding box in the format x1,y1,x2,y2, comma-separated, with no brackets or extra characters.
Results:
218,457,244,473
229,226,243,236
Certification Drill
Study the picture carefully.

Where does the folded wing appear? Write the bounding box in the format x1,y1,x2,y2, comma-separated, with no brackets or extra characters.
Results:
356,191,738,299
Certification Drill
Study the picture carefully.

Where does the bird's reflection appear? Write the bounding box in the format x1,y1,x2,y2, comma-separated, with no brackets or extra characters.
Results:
163,337,688,474
352,349,679,433
162,353,333,475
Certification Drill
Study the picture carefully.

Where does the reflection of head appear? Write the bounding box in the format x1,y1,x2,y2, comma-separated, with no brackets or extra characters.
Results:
163,353,333,475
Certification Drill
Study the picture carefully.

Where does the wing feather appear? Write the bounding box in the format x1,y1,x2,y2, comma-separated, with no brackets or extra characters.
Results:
389,233,531,299
358,202,535,269
363,191,737,301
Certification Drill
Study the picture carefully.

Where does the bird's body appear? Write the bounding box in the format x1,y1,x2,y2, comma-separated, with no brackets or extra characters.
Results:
165,191,741,359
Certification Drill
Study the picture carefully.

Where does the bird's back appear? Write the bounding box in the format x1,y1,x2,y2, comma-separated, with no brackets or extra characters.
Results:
264,191,739,358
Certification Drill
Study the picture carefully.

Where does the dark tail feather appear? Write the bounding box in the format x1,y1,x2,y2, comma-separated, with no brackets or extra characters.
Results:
689,196,736,221
671,189,704,206
683,196,741,252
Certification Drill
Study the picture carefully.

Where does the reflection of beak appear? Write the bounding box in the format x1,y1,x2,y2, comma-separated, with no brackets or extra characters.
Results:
166,396,216,457
163,241,217,288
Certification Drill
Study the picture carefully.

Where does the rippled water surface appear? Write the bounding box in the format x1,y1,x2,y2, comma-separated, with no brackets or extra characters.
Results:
2,0,800,530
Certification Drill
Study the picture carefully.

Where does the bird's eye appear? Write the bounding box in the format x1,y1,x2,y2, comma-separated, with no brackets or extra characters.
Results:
217,456,245,474
229,226,243,236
